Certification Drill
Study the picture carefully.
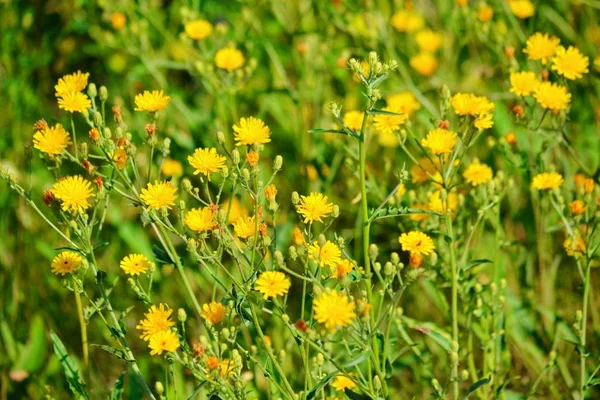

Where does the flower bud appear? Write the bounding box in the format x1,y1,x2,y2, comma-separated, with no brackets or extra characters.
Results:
274,155,283,171
155,382,164,394
232,149,241,164
93,112,103,127
369,244,379,260
87,83,97,99
178,308,187,322
217,131,226,145
291,191,300,205
99,86,108,102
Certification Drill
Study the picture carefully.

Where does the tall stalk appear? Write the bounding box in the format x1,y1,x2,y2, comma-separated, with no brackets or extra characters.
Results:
580,258,592,399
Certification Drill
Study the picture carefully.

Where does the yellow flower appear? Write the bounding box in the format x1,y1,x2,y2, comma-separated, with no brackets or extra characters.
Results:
308,240,342,268
219,359,236,378
409,52,438,76
313,290,356,331
58,91,91,113
293,226,306,246
111,12,127,30
390,10,424,33
331,259,355,279
332,374,357,392
343,110,364,131
188,148,227,180
411,157,440,184
523,33,560,64
450,93,495,117
215,47,245,71
421,128,458,155
477,5,494,22
55,71,89,97
264,184,278,201
201,301,227,324
51,251,82,275
509,71,540,96
551,46,589,80
233,117,271,146
149,330,180,356
140,181,178,211
134,90,171,112
570,200,587,215
136,304,175,341
398,231,435,255
386,91,421,116
463,162,493,186
120,254,152,276
185,19,213,40
185,207,216,233
296,192,335,224
428,190,458,214
509,0,535,19
531,172,563,190
373,107,408,136
161,158,183,177
564,233,586,258
233,215,256,239
415,29,443,52
378,130,400,148
52,175,94,213
533,82,571,111
254,271,291,300
33,123,71,156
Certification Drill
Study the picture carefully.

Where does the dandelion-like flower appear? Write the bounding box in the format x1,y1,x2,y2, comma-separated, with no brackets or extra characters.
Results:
564,233,586,258
509,71,539,96
533,82,571,111
342,110,364,131
421,128,458,155
551,46,589,80
386,91,421,116
531,172,563,190
332,374,357,392
140,181,178,211
136,304,175,341
331,259,354,279
184,207,216,233
450,93,494,116
570,200,587,215
33,123,71,156
390,10,424,33
134,90,171,112
215,47,245,71
58,91,91,113
415,29,443,52
313,290,356,331
308,240,341,268
52,175,94,213
296,192,335,223
188,148,227,180
254,271,291,300
120,254,152,276
201,301,227,324
409,52,438,76
51,251,82,275
149,330,180,356
55,71,89,97
509,0,535,19
523,33,560,64
463,161,493,186
373,107,407,136
474,113,494,130
161,159,183,177
428,190,458,214
233,215,256,239
233,117,271,146
184,19,213,40
399,231,435,255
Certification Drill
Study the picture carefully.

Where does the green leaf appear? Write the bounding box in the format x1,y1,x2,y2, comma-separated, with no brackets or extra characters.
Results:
367,108,404,116
50,331,89,400
308,128,347,135
108,373,126,400
344,389,371,400
187,381,208,399
91,344,127,360
463,259,492,271
465,377,490,398
14,314,47,373
306,372,337,400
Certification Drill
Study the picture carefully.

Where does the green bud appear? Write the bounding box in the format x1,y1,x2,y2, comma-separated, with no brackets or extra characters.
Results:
178,308,187,322
291,191,300,205
155,382,164,394
369,244,379,260
232,149,240,164
274,155,283,171
99,86,108,101
217,131,225,145
93,112,103,127
87,83,97,99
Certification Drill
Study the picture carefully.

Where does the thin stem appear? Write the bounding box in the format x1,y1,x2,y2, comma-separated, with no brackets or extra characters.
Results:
446,209,460,399
580,258,592,399
71,116,78,159
73,284,89,367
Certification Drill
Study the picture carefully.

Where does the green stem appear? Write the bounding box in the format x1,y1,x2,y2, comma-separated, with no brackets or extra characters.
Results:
580,258,592,399
74,286,89,368
71,116,78,159
446,210,460,399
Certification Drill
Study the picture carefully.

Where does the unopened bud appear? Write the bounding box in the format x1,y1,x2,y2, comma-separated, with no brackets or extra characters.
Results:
99,86,108,102
178,308,187,322
87,83,97,99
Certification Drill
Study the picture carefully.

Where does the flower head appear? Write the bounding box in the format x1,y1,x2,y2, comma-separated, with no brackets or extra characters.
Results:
136,304,175,341
185,19,213,40
233,117,271,146
332,374,357,392
161,159,183,177
33,123,71,156
409,52,438,76
215,47,245,71
428,190,458,214
463,162,493,186
531,172,563,190
450,93,494,116
134,90,171,112
332,259,355,279
52,175,94,213
343,110,364,131
415,29,443,52
149,330,180,356
201,301,227,324
474,113,494,130
308,240,342,268
184,207,216,233
564,233,586,258
313,290,356,331
58,91,91,113
533,82,571,111
373,107,407,136
296,193,335,224
421,128,458,155
140,181,177,211
120,254,152,276
509,0,535,19
188,148,227,180
386,91,421,116
264,184,277,201
510,71,540,96
390,10,424,33
254,271,291,300
55,71,89,97
524,33,560,64
51,251,82,275
399,231,435,255
233,215,256,239
570,200,587,215
551,46,589,80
